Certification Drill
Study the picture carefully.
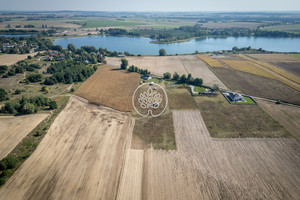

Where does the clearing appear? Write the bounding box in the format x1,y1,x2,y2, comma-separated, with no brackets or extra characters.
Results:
195,93,291,138
0,114,48,160
0,96,134,200
75,65,140,112
106,55,227,89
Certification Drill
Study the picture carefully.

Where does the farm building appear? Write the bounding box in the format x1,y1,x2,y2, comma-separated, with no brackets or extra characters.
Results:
142,74,152,80
228,92,245,102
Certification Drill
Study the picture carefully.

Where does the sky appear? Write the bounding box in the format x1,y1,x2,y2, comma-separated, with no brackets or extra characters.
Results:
0,0,300,12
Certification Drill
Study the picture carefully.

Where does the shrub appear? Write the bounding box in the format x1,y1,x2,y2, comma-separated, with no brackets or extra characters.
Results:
163,72,171,79
49,100,58,110
173,72,180,81
0,88,7,101
27,73,43,83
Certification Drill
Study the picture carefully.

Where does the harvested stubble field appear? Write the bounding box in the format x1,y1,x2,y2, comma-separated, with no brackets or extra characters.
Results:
0,96,134,200
0,52,38,66
256,99,300,140
0,114,48,160
195,93,291,138
211,67,300,105
75,65,140,112
247,54,300,62
221,58,300,91
139,111,300,200
106,55,227,89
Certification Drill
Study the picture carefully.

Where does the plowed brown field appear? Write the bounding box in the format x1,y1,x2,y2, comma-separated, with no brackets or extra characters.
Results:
0,96,134,200
75,65,140,112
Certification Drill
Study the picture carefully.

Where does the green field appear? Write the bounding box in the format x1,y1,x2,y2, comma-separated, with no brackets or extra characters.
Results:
73,20,145,28
291,54,300,59
262,24,300,33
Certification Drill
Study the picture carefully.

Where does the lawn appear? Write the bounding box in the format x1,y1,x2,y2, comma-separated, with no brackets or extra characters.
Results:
193,86,207,92
195,92,291,138
133,112,176,150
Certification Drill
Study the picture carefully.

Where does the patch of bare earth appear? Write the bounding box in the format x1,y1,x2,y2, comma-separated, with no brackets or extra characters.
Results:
0,114,48,160
0,96,134,200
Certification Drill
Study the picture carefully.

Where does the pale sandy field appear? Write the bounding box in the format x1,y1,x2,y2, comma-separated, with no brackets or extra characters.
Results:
106,55,228,89
1,97,299,200
0,96,134,200
0,114,48,160
0,52,38,66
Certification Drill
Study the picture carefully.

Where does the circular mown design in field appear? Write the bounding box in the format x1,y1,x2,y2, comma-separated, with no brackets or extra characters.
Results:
132,83,168,117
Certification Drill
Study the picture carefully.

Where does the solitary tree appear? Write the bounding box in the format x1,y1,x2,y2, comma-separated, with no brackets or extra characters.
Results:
159,48,166,56
120,58,128,70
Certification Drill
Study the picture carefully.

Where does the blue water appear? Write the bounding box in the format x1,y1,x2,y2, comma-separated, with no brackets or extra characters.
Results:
54,35,300,55
0,34,33,37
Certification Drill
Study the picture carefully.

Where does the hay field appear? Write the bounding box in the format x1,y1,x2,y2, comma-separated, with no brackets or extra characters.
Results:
0,96,134,200
256,99,300,140
75,65,140,112
141,111,300,200
106,55,228,89
0,114,48,160
0,52,38,66
197,55,224,67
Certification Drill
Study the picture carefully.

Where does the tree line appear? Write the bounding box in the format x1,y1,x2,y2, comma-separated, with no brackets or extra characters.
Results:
0,95,57,115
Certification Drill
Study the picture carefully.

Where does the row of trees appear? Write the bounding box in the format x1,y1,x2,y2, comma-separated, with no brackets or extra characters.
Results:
0,96,57,115
163,72,203,86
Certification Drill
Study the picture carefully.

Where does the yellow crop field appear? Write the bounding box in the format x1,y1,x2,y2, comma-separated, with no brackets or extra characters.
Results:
197,55,224,67
222,60,275,79
238,54,300,85
222,59,300,91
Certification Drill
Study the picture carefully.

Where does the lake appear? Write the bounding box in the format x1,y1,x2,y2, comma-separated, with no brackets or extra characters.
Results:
0,34,34,37
54,35,300,55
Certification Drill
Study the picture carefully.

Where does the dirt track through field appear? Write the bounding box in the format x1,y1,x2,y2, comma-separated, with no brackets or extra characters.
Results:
141,111,300,200
0,114,48,160
107,55,227,89
0,96,134,200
